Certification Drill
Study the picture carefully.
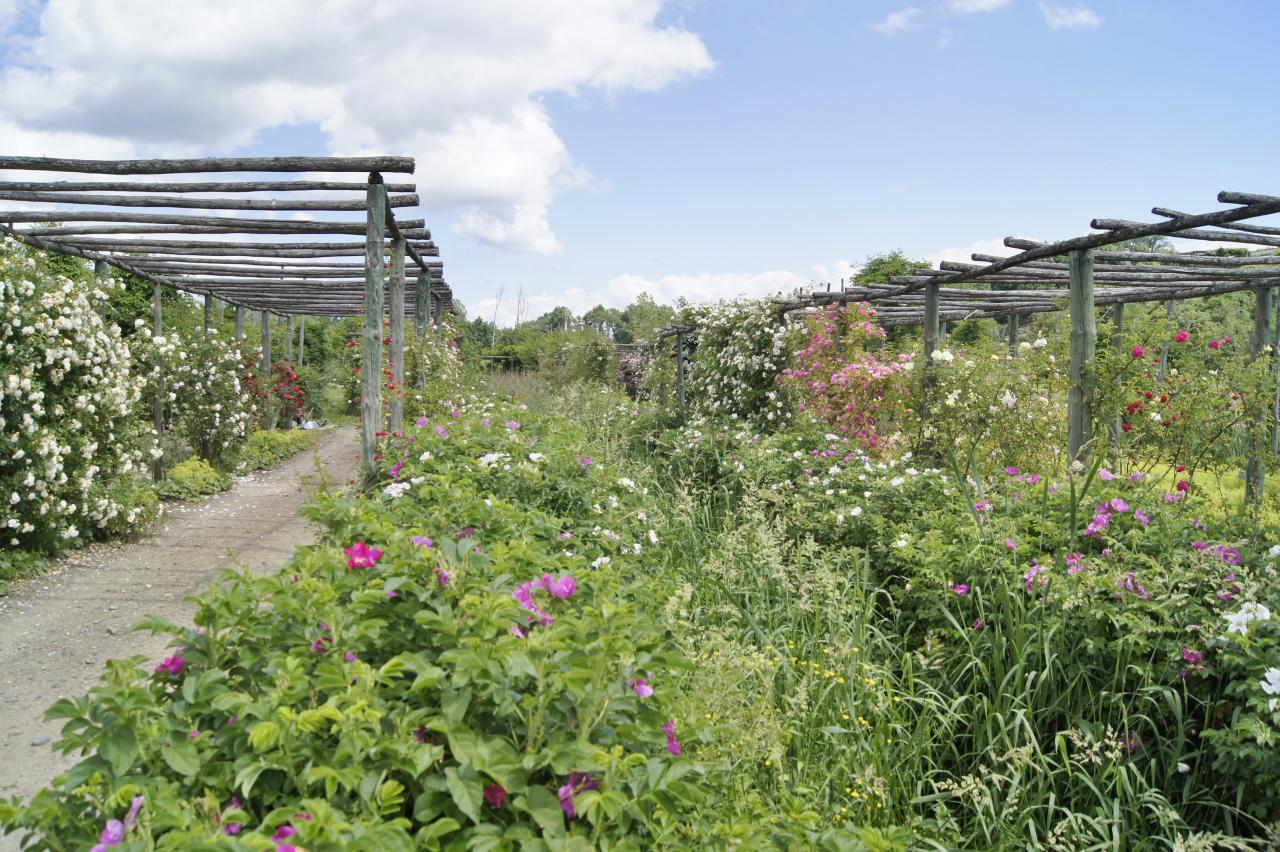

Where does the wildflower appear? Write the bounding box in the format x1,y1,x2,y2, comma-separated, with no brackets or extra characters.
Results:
504,420,521,430
411,536,433,548
434,426,449,439
93,819,125,850
435,565,453,586
509,624,526,638
1023,562,1048,591
484,783,507,808
631,676,654,698
974,499,991,513
1269,544,1280,558
576,455,593,467
1098,468,1117,481
1004,538,1017,551
662,719,682,755
1208,339,1221,350
154,655,185,676
1134,510,1151,526
344,651,358,663
415,416,429,427
557,772,598,818
388,460,404,480
528,452,545,463
344,542,382,569
1175,480,1190,492
972,617,985,630
1131,345,1144,359
1262,668,1280,711
543,574,576,599
1122,422,1132,432
1000,390,1017,408
1225,602,1272,637
1109,498,1130,513
951,583,970,597
1174,331,1190,343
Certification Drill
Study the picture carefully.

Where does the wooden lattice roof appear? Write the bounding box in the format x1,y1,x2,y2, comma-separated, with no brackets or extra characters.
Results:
0,156,451,318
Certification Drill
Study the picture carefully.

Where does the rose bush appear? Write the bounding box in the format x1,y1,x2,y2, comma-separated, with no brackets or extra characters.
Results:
0,238,156,550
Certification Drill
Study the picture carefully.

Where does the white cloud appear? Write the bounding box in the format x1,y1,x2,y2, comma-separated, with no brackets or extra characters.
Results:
0,1,713,254
870,7,922,34
1038,3,1101,29
927,237,1021,267
936,29,954,49
948,0,1011,12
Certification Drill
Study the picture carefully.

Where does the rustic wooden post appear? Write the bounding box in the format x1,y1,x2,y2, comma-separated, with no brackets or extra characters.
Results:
1108,304,1125,456
151,283,164,481
1067,249,1096,465
234,306,245,340
415,271,428,389
285,315,294,363
921,281,940,424
213,297,224,325
388,237,406,434
1273,295,1280,454
360,174,388,483
1157,300,1176,382
1245,285,1273,506
203,293,213,330
260,310,271,377
675,332,687,413
432,290,444,343
1007,313,1019,356
298,316,305,367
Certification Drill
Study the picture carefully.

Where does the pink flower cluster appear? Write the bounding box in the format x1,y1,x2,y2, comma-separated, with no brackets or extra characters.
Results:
344,541,382,569
512,572,577,630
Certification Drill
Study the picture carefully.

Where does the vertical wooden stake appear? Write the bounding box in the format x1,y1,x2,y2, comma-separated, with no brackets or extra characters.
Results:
1007,313,1020,356
922,281,940,425
415,271,429,389
361,174,388,484
432,290,444,343
151,284,165,481
388,237,407,434
260,310,271,378
1067,249,1096,465
1157,300,1176,382
203,293,213,330
1273,294,1280,454
298,316,305,367
675,332,687,414
1245,285,1273,507
1108,303,1125,456
285,315,294,363
234,305,245,340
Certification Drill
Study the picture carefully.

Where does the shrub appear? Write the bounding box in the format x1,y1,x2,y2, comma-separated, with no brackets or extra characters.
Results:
230,429,315,473
156,457,231,501
0,238,150,550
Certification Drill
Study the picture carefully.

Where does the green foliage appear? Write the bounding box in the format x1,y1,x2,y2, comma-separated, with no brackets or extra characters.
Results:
156,457,231,501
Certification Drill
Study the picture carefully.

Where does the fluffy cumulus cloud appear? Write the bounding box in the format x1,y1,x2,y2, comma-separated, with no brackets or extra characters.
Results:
870,7,923,34
947,0,1011,13
1038,3,1101,29
0,1,713,253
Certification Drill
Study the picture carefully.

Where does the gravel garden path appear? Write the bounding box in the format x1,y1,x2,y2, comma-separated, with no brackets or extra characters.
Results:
0,425,360,835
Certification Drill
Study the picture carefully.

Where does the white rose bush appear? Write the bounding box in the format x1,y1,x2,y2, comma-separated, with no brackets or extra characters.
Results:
0,238,156,550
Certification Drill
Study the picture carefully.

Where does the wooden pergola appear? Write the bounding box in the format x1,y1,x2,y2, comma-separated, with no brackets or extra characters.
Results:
0,155,455,480
662,190,1280,502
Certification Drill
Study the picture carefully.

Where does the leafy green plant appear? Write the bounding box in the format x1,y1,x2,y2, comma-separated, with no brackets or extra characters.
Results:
156,457,231,501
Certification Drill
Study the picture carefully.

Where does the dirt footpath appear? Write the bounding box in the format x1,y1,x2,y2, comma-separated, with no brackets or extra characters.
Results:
0,425,360,826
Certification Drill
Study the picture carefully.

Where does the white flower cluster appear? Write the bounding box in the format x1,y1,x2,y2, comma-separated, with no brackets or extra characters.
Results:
1,240,146,546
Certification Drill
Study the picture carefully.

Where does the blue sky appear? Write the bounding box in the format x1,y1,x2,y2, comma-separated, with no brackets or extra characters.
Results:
0,1,1276,324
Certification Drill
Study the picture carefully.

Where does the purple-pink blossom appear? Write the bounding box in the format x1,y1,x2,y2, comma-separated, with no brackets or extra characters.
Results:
631,676,654,698
557,772,598,818
1134,510,1151,526
411,535,433,548
415,416,429,427
1098,468,1117,481
951,583,969,597
154,655,184,676
434,426,449,439
662,718,682,755
434,565,453,586
344,541,382,569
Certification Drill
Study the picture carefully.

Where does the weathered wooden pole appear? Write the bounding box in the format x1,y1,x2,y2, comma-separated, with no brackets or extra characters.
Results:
1157,300,1176,382
388,236,407,434
360,174,388,483
1273,295,1280,454
432,291,444,343
203,293,213,330
285,315,294,363
234,305,245,340
1007,313,1020,356
1108,304,1125,455
213,297,224,325
920,281,941,431
1245,285,1273,506
298,316,305,367
675,332,687,413
1067,249,1096,465
151,283,165,481
415,271,429,389
260,310,271,377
